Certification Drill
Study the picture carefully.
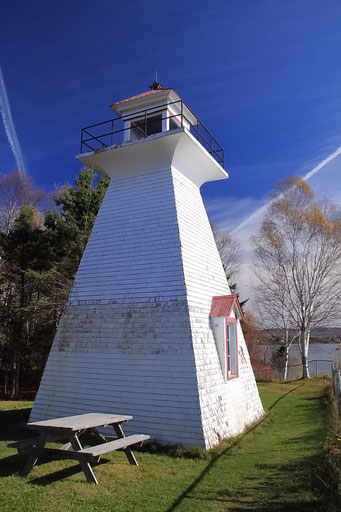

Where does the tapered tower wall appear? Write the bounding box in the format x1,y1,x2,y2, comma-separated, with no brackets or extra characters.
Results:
171,167,263,447
30,110,264,447
30,168,205,446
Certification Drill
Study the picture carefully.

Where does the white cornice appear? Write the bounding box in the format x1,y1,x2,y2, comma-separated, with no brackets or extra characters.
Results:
76,128,228,187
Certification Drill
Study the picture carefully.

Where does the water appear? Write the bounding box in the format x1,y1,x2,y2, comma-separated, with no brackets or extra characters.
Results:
258,343,341,379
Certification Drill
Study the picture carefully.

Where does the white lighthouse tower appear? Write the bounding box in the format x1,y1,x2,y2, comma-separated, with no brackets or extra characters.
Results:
30,83,264,448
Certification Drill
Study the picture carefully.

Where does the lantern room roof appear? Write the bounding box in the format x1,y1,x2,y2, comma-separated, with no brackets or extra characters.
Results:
111,87,173,108
209,295,245,320
110,82,178,116
110,82,183,118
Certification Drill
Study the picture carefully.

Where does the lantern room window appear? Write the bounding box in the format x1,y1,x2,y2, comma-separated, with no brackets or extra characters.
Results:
130,113,163,139
169,115,181,130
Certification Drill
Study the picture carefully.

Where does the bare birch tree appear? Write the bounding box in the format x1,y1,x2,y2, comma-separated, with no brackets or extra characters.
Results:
212,225,241,286
252,177,341,378
255,283,298,379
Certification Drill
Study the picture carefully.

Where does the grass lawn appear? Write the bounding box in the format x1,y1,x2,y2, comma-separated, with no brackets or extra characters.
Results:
0,378,337,511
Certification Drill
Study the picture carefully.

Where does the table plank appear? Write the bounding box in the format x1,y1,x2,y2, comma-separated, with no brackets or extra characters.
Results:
80,434,150,457
28,413,132,431
32,447,98,462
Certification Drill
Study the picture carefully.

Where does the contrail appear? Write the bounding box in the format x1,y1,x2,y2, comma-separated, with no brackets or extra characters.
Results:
302,145,341,181
230,145,341,235
0,66,26,173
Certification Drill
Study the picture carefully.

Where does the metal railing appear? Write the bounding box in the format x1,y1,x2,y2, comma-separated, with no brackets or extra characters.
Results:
80,100,224,168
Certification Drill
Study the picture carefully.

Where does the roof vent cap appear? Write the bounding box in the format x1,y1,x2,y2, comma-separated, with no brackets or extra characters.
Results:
149,81,164,90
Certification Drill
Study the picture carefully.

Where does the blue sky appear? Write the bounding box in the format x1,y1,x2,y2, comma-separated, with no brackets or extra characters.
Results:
1,0,341,237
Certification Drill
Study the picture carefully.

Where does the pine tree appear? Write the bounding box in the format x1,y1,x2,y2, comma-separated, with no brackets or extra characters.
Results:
0,168,109,397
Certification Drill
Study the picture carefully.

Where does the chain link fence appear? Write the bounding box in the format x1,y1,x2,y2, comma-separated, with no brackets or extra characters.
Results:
254,359,333,382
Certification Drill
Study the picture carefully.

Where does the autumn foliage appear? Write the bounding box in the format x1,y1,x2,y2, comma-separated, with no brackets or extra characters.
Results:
252,176,341,378
241,311,268,371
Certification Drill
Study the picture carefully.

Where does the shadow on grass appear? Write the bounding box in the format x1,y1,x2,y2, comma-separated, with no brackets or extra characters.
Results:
0,453,25,477
165,383,310,512
218,502,317,512
173,453,322,512
0,407,34,478
0,407,32,442
28,458,109,486
28,464,87,485
1,446,111,485
266,383,305,412
182,496,317,512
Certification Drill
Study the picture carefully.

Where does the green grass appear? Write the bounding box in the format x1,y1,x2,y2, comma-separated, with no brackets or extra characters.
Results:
0,378,339,511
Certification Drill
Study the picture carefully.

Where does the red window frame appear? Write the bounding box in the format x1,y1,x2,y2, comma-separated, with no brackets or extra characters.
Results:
226,316,239,379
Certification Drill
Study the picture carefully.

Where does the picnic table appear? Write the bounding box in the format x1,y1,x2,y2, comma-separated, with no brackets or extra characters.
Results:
8,413,150,484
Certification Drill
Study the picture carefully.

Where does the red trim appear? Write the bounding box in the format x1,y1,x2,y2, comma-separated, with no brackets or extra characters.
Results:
167,108,181,125
210,294,245,321
112,88,172,107
226,317,239,379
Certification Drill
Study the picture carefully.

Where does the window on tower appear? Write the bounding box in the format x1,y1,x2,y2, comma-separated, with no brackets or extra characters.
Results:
227,319,238,377
130,113,162,139
209,295,243,381
169,116,181,130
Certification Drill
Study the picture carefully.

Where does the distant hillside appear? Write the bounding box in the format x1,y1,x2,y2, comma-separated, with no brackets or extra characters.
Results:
311,327,341,336
310,327,341,343
262,327,341,344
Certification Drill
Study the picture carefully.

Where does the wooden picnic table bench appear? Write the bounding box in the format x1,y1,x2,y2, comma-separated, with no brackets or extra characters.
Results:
8,413,150,484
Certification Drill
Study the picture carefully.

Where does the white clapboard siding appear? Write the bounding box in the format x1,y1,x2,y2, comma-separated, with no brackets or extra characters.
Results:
30,167,205,445
171,166,264,446
31,132,264,448
68,168,187,304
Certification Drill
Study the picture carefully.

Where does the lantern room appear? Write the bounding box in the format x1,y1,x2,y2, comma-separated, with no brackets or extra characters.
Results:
79,82,225,170
111,81,195,141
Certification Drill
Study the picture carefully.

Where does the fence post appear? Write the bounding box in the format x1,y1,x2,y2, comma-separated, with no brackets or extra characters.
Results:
331,363,341,417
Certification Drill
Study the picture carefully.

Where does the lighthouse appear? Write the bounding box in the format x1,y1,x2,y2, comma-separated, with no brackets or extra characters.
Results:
30,83,264,448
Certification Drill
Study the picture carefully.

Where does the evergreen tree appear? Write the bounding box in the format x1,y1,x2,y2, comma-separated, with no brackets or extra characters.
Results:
0,167,109,397
0,206,49,397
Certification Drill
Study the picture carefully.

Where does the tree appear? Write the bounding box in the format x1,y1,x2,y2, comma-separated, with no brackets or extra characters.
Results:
241,310,266,365
212,225,248,310
212,225,241,285
0,170,45,234
252,177,341,378
44,167,109,294
0,205,49,397
0,167,109,398
255,283,299,379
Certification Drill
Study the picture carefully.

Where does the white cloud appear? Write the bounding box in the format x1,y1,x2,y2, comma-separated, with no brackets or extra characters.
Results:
204,195,266,233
